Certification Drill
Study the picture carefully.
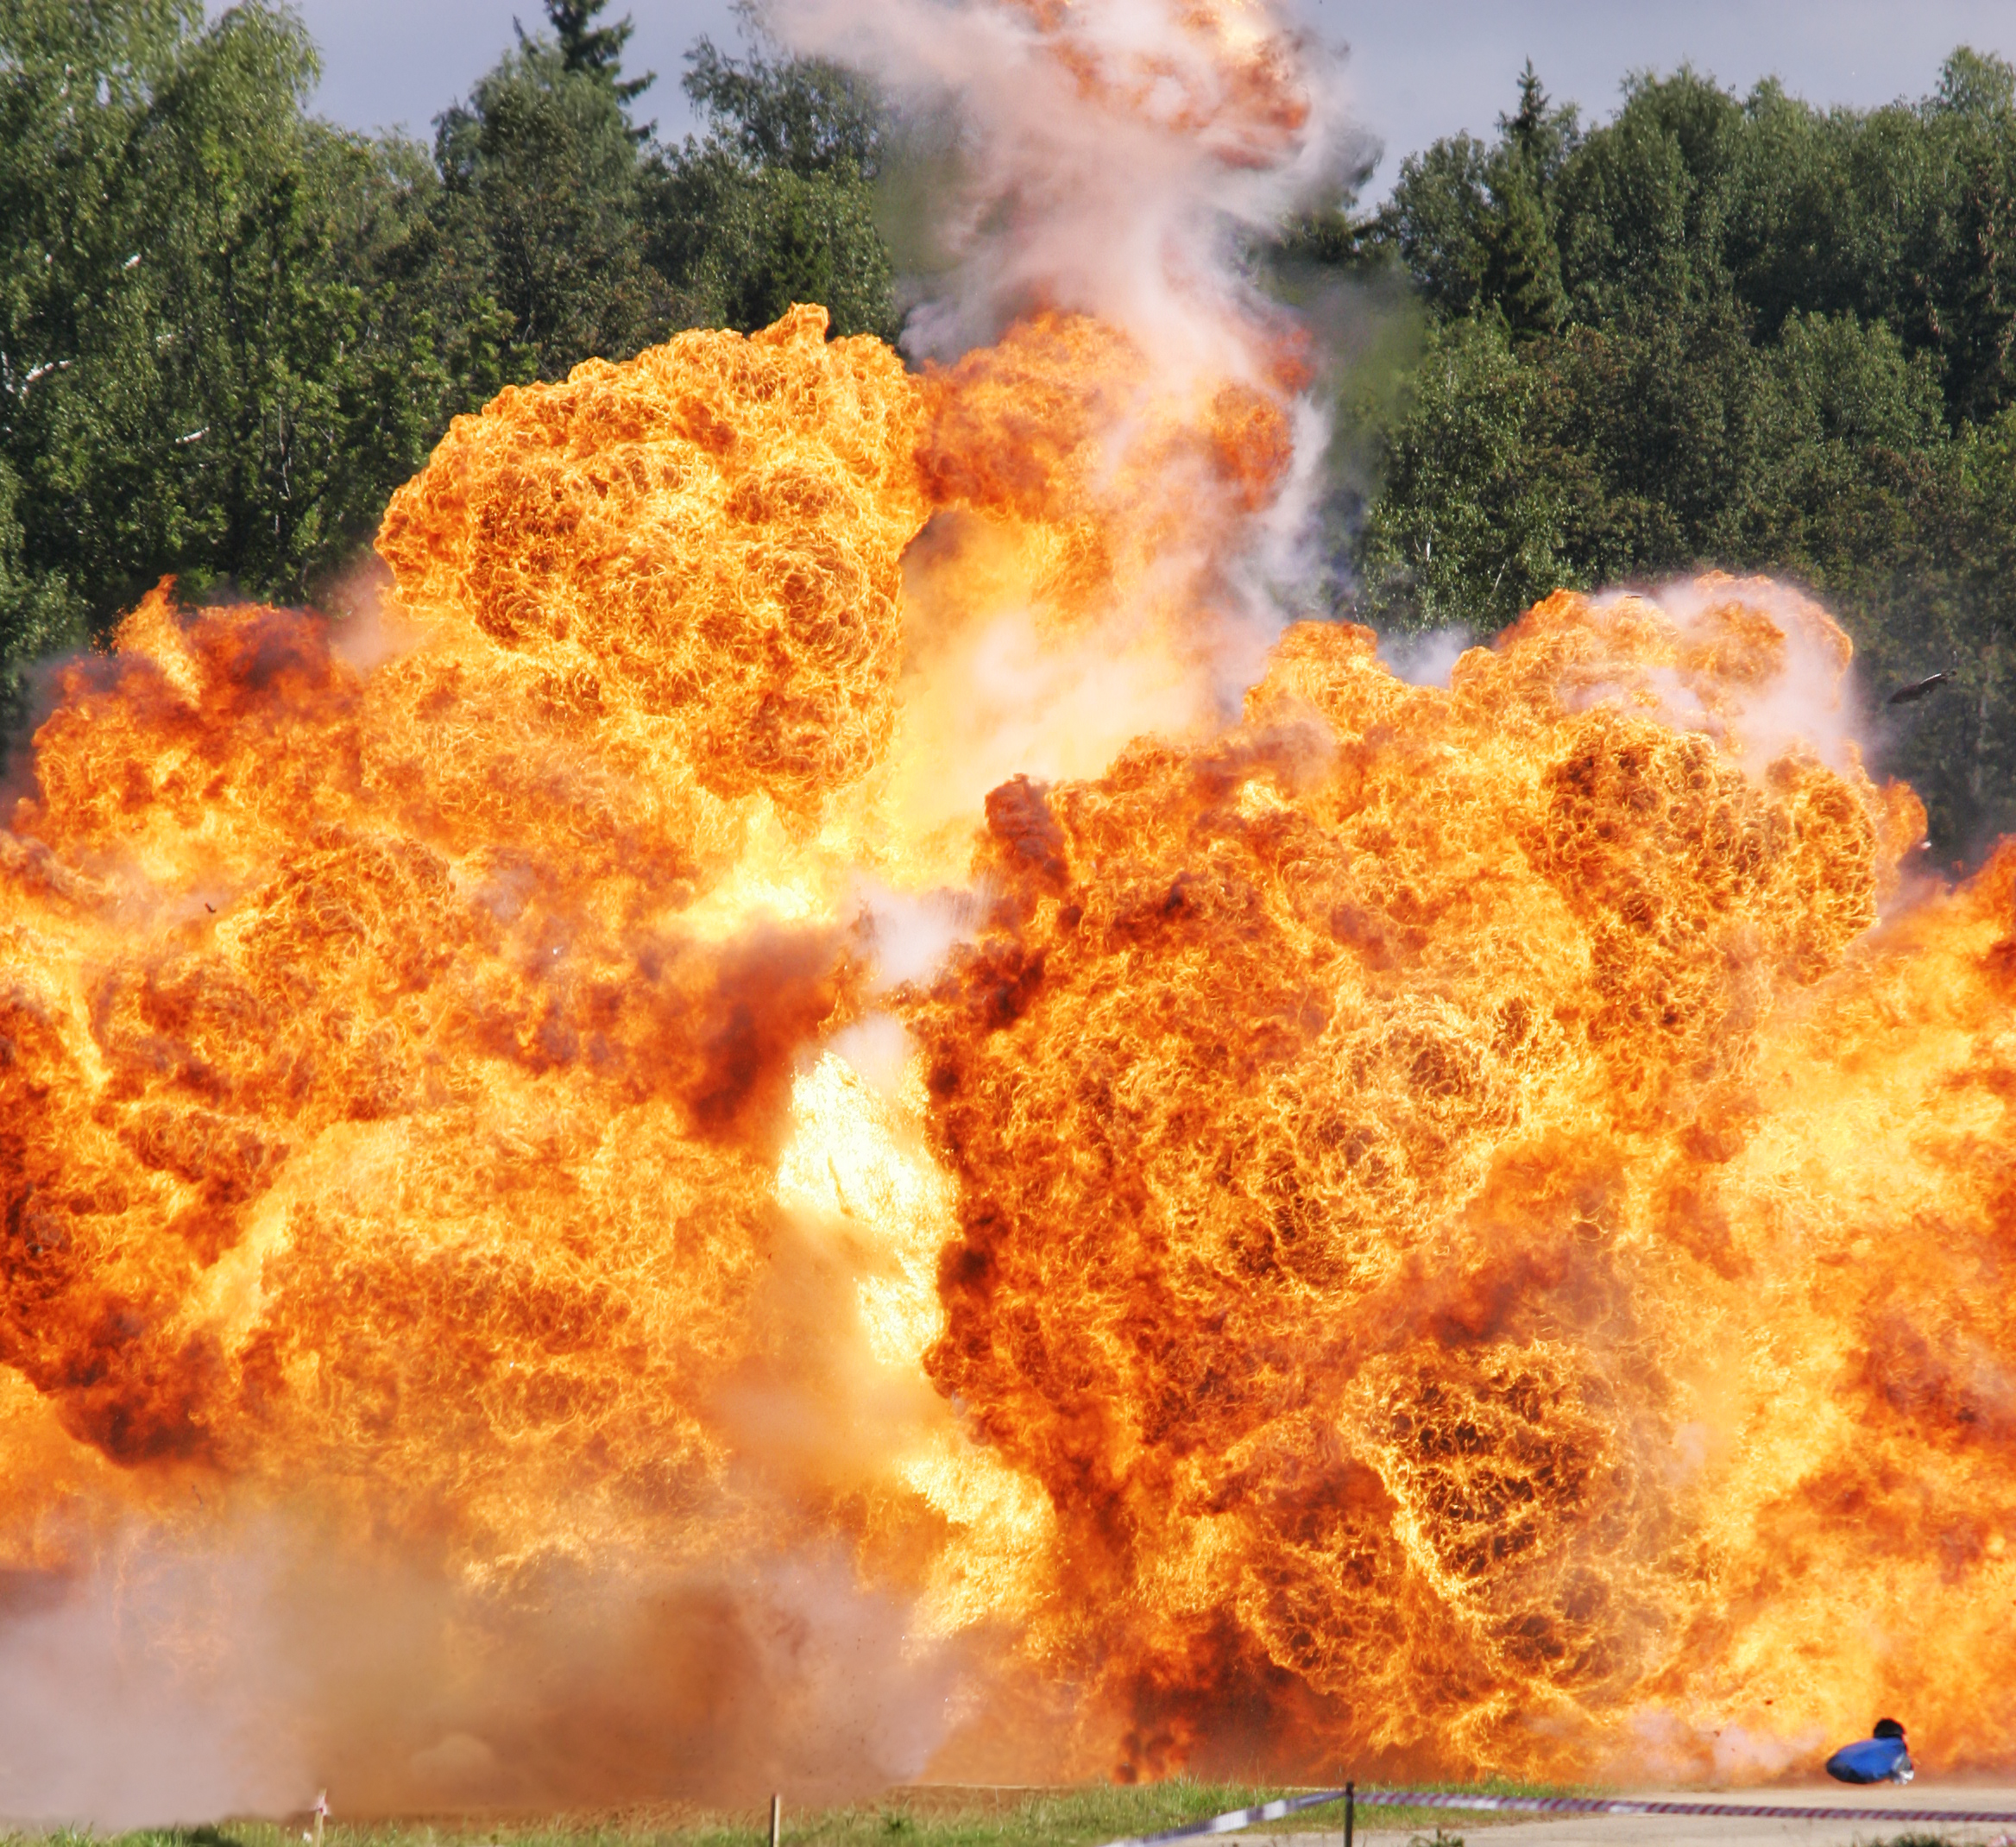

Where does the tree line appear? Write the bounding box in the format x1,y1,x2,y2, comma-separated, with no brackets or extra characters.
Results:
1314,51,2016,853
2,2,2011,850
0,0,888,678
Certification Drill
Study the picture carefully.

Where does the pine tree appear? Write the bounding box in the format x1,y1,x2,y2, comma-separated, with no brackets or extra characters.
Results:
543,0,652,105
1483,164,1566,340
1484,66,1568,342
1509,61,1548,161
1502,60,1578,186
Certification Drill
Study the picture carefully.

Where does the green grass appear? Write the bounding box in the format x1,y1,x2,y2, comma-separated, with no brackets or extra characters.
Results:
3,1781,1603,1847
10,1806,1989,1847
4,1788,1996,1847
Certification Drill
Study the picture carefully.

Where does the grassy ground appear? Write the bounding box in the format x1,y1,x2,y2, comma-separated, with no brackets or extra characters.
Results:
0,1782,1610,1847
7,1792,1980,1847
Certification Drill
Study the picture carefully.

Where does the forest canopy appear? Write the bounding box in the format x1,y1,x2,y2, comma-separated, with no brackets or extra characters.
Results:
0,1,2010,849
1326,52,2016,852
0,0,886,667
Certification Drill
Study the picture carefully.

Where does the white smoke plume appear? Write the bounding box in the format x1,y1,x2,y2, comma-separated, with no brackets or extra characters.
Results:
774,0,1362,379
775,0,1368,779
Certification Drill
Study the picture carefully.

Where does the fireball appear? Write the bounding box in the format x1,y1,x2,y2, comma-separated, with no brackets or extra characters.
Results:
3,0,2015,1815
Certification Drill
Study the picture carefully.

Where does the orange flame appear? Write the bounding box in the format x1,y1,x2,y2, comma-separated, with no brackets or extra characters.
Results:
3,298,2013,1808
914,583,2015,1780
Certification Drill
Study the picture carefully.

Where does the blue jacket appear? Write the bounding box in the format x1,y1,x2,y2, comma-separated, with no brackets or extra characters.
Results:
1825,1736,1913,1784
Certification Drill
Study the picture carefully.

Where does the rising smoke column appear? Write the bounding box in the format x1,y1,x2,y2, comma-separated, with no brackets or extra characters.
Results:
775,0,1347,369
3,0,2016,1825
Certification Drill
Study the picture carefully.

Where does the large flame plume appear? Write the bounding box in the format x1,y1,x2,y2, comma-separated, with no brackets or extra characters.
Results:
4,0,2016,1825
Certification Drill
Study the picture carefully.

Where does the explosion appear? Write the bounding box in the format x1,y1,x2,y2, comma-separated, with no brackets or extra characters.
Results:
912,588,2015,1781
4,0,2016,1826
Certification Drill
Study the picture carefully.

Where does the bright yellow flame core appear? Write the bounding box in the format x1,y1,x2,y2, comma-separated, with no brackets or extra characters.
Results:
3,306,2014,1792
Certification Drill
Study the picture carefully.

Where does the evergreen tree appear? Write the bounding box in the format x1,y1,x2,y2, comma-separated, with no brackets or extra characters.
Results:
544,0,652,105
1503,60,1579,186
1482,157,1566,340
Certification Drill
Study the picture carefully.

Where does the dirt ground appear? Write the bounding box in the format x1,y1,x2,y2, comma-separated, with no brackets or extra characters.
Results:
1277,1787,2016,1847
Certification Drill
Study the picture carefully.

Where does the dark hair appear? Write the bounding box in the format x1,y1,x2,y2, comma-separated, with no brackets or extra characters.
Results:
1874,1718,1906,1741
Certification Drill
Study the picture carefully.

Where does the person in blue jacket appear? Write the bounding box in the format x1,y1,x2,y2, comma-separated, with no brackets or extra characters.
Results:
1826,1718,1913,1784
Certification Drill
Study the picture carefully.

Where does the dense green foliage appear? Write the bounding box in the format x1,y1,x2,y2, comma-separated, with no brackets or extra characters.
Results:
1336,51,2016,849
0,0,894,715
434,38,672,380
2,3,2013,849
652,24,897,341
548,0,655,109
0,0,511,663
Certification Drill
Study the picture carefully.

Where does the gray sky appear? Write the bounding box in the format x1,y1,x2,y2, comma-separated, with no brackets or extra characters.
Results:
284,1,2016,195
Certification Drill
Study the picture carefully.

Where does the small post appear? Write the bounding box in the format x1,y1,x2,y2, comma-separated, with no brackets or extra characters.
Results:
769,1793,782,1847
312,1791,328,1847
1344,1780,1355,1847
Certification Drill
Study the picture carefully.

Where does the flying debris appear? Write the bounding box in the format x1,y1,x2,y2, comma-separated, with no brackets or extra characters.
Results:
1826,1718,1914,1785
1888,671,1950,705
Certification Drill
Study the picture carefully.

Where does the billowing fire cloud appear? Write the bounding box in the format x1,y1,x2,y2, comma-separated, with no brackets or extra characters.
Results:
913,586,2016,1781
4,0,2016,1826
